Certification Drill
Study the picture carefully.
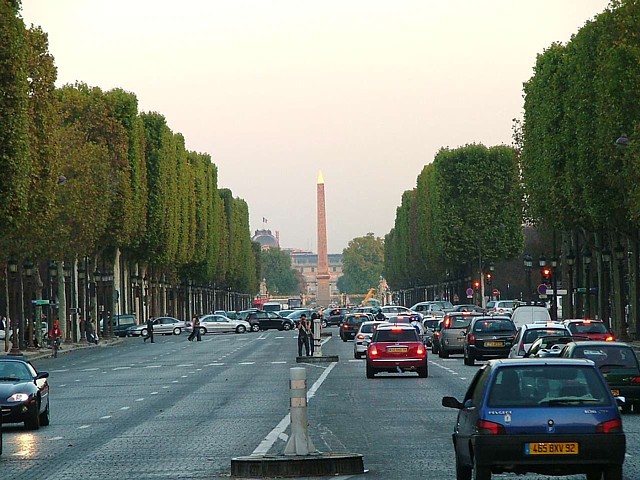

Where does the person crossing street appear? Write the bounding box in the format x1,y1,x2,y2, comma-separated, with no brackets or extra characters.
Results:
143,317,154,343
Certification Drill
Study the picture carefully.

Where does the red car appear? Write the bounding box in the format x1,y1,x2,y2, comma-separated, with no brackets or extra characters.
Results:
563,319,615,342
366,324,428,378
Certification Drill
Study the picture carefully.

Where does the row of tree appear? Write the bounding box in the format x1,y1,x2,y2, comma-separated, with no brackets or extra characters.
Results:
385,0,640,338
0,1,259,327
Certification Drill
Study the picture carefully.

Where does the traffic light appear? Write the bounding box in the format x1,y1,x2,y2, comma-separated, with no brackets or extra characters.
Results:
541,267,551,284
485,273,492,285
473,280,480,291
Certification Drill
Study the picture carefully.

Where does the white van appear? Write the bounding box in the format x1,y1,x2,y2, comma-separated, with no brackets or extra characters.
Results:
262,302,282,312
510,306,551,329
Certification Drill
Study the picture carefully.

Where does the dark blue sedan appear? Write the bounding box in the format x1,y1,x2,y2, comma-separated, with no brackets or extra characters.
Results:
0,357,50,430
443,358,625,479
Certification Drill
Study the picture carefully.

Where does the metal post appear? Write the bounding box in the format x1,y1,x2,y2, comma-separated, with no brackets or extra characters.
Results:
284,367,317,456
8,259,20,355
313,317,322,357
584,248,592,318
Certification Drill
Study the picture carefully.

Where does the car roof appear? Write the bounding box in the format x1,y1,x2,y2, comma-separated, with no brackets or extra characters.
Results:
487,357,596,367
471,316,512,321
522,322,566,329
563,319,604,323
375,323,416,331
0,357,29,364
568,340,630,348
361,320,388,326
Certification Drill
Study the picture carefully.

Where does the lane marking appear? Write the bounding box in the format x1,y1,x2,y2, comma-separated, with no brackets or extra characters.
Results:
239,362,255,365
135,398,145,402
120,406,130,410
271,361,287,364
49,436,63,440
150,391,159,395
82,368,100,371
177,364,193,367
78,425,91,429
252,362,337,456
113,366,131,371
51,369,69,373
208,363,224,366
144,365,162,368
100,415,112,420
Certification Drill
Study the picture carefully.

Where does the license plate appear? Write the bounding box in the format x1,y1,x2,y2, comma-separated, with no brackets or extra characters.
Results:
388,347,407,353
611,389,620,396
525,442,579,455
485,341,504,347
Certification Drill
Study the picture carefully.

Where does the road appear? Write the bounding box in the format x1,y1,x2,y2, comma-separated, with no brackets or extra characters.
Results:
2,328,639,479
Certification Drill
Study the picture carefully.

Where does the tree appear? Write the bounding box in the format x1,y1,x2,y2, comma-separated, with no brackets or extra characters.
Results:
260,248,299,295
339,233,384,294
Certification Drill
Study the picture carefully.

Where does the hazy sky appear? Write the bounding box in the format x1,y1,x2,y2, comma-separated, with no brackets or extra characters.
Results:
21,0,610,253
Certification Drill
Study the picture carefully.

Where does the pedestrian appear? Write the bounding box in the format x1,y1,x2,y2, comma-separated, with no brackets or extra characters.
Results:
297,314,310,356
85,315,98,345
49,319,62,355
375,308,386,321
307,318,315,356
188,314,201,341
143,317,155,343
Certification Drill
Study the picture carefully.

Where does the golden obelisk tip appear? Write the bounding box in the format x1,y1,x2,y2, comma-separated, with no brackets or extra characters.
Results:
317,170,324,185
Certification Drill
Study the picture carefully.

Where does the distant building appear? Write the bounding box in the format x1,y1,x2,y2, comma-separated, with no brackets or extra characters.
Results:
286,249,343,299
252,229,279,250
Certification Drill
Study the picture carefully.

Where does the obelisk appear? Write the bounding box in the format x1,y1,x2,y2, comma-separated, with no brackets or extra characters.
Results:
316,171,331,307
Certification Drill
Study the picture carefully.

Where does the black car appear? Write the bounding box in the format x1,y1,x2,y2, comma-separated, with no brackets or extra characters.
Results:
0,357,50,430
463,316,515,365
245,311,294,331
326,307,350,326
340,313,371,341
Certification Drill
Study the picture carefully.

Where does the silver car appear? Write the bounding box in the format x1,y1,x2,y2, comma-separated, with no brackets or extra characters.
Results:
195,314,251,334
353,321,387,359
126,316,186,337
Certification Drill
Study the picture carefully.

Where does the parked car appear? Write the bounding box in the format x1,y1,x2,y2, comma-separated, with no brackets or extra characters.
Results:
561,340,640,413
0,357,50,430
438,312,483,358
442,358,626,480
353,320,387,359
245,311,294,331
486,300,516,316
508,323,570,358
286,309,318,326
340,313,372,341
126,316,186,337
511,304,551,329
366,324,428,378
100,313,137,337
463,316,516,365
193,314,251,334
562,319,615,342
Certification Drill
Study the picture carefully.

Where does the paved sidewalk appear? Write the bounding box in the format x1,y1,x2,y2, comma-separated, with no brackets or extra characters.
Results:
2,337,125,361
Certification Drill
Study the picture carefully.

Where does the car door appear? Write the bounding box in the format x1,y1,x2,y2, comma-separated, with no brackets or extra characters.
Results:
256,311,269,329
152,317,166,334
267,312,284,329
509,327,524,358
455,366,490,465
216,315,233,333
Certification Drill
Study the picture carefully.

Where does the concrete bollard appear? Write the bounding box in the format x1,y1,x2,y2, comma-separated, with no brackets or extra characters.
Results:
312,318,322,356
284,367,317,456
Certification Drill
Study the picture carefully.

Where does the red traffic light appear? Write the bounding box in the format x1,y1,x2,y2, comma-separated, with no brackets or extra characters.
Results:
542,267,551,278
473,280,480,289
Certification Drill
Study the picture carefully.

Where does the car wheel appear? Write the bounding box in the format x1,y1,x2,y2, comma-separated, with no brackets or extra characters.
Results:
472,454,491,480
366,363,375,379
25,401,41,430
236,325,246,334
39,400,50,426
586,470,603,480
603,465,622,480
439,347,449,359
282,323,292,331
173,327,182,335
321,320,327,328
251,323,260,332
418,362,428,378
466,350,475,366
342,335,347,342
140,328,148,337
455,450,471,480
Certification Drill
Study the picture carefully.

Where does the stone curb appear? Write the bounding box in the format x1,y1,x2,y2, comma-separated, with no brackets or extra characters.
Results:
2,337,125,361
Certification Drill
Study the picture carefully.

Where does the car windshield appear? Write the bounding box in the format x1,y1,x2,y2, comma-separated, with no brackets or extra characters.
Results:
473,320,514,333
572,346,638,369
487,365,610,407
568,322,608,334
423,320,438,329
374,329,419,342
523,328,567,344
0,361,31,381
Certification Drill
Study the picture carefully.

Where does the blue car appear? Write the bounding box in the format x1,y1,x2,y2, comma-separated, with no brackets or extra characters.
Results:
442,358,625,480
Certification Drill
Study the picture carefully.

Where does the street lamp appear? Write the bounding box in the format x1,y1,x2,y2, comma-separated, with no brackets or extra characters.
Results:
8,259,20,355
566,251,576,319
23,260,35,350
614,243,626,339
602,247,612,329
523,254,533,302
583,248,592,318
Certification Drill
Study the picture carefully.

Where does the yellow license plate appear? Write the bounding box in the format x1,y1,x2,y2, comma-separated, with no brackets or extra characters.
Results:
485,341,504,347
388,347,407,353
611,389,620,396
526,442,579,455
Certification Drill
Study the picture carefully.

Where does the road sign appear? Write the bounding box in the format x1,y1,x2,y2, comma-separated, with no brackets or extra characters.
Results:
32,299,50,305
466,288,474,297
546,289,568,295
537,284,547,295
492,289,500,297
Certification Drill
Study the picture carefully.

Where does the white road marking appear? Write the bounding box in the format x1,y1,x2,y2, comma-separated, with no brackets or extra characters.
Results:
82,368,100,371
75,379,81,382
59,384,66,387
100,415,112,420
78,425,91,429
113,366,131,371
252,362,337,456
162,386,169,389
181,375,188,378
177,364,193,367
135,398,145,402
51,369,69,373
278,432,289,441
271,361,287,364
144,365,162,368
208,363,224,366
150,391,158,395
120,406,130,410
13,451,28,456
348,360,361,363
239,362,255,365
49,436,64,440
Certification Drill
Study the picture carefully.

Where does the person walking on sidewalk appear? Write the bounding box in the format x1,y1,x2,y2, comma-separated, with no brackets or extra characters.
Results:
297,314,310,356
143,317,155,343
85,315,98,345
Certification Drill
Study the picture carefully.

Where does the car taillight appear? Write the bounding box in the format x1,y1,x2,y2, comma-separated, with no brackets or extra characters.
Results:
417,346,425,356
369,345,378,356
356,334,365,340
467,333,475,345
434,332,440,338
629,377,640,384
606,335,614,341
596,419,622,433
343,324,348,329
477,419,505,435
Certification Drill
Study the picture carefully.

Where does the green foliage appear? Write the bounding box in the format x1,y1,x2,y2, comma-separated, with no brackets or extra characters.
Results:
340,233,384,294
261,247,299,295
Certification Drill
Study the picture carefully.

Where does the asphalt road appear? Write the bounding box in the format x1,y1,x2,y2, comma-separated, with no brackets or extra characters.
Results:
1,328,639,480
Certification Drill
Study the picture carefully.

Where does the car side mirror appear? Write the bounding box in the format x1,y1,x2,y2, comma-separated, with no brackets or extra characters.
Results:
616,396,626,407
36,371,49,380
442,396,464,410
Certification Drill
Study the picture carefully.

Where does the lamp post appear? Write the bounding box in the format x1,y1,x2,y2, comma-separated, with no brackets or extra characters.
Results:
78,265,86,341
566,252,576,319
615,243,627,339
550,256,559,322
48,262,57,331
63,262,72,343
23,261,35,350
583,248,592,318
8,259,20,355
103,268,114,337
523,254,533,302
602,247,612,329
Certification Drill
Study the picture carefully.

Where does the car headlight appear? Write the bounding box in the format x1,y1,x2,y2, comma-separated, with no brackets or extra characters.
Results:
8,393,30,402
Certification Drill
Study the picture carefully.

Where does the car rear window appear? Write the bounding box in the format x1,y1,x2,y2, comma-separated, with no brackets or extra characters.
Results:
446,317,472,329
572,346,638,369
568,322,608,334
360,324,378,333
487,366,610,407
523,328,567,344
118,317,136,326
346,316,366,325
423,320,438,329
374,329,419,342
473,320,515,333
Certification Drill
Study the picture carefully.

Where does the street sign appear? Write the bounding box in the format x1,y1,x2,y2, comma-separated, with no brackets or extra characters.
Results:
32,299,50,305
537,284,547,295
492,289,500,297
465,288,474,297
546,289,568,295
